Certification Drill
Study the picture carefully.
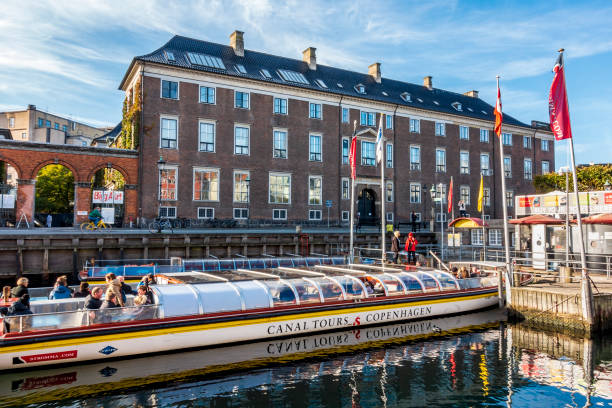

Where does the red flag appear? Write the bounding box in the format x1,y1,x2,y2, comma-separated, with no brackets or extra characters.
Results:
548,52,572,140
494,80,502,137
447,177,453,214
349,136,357,180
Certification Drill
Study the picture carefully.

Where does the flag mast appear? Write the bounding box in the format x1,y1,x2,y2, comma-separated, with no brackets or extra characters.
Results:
349,121,357,264
377,115,386,263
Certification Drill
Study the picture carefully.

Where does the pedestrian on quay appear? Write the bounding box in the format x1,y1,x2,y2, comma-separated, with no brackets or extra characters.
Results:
411,211,418,232
405,232,418,265
46,213,52,228
11,277,29,299
391,230,401,264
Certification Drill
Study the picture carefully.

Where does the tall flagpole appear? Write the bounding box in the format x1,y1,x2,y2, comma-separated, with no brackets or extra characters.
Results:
481,181,486,261
349,121,357,263
378,116,386,263
497,76,513,292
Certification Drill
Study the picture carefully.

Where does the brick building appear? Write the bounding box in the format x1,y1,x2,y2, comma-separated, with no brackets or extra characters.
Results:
119,31,554,228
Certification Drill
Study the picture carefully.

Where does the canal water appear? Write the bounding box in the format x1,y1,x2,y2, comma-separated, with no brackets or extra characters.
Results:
1,309,610,407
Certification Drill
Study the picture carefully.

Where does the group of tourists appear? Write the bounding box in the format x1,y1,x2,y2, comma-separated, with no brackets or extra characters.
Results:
1,277,32,318
390,231,419,265
83,273,155,311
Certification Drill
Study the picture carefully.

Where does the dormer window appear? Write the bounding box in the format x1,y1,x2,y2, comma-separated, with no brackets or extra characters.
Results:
164,51,175,62
235,64,247,74
260,69,272,79
400,92,411,102
315,79,327,89
354,84,366,94
337,83,343,88
452,102,463,111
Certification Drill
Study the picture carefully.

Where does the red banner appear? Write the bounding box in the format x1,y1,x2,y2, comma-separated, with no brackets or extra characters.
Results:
548,52,572,140
349,136,357,180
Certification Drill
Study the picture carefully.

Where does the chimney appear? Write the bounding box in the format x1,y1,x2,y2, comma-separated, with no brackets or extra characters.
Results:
229,30,244,57
27,104,36,111
423,76,432,89
369,62,381,83
463,90,479,98
302,47,316,70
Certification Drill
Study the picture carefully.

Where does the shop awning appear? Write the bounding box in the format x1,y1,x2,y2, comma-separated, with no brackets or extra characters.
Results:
580,213,612,225
448,217,489,228
509,214,564,225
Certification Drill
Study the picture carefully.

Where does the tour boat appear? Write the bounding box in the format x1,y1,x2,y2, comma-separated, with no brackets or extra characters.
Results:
0,264,501,370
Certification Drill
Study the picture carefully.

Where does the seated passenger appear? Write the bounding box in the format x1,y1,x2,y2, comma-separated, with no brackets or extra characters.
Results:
101,292,120,309
11,277,29,298
105,273,125,307
84,287,104,310
278,286,295,302
363,277,375,294
134,286,151,305
73,282,91,298
459,267,469,279
471,266,480,277
118,276,135,300
8,294,32,316
49,276,73,299
451,267,459,279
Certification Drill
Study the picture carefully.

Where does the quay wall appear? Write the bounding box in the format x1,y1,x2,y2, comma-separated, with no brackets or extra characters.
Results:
508,287,612,336
0,231,382,285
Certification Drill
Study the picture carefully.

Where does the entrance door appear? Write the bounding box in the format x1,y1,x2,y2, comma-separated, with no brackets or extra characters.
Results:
358,189,376,225
532,224,546,269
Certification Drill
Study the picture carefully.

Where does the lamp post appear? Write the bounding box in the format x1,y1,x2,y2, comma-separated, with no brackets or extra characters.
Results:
245,177,250,225
430,184,436,233
438,182,444,260
157,156,166,220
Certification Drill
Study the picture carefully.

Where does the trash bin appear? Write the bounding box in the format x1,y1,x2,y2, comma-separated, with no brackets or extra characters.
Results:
559,266,573,283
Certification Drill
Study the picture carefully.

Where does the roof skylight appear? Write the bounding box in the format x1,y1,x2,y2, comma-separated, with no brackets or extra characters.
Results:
467,107,474,112
277,69,309,84
400,92,411,102
481,110,488,115
382,91,388,96
417,98,423,103
235,64,247,74
315,79,328,88
433,100,439,105
260,69,272,79
451,102,463,111
337,83,343,88
354,84,366,94
187,52,226,69
164,51,175,62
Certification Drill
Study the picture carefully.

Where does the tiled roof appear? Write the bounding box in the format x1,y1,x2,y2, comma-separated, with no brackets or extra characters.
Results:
130,35,534,129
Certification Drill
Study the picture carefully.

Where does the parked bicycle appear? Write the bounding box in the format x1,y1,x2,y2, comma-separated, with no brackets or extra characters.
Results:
149,218,173,233
80,218,112,231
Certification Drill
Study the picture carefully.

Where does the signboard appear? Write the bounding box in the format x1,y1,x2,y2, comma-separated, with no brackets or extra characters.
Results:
92,190,124,204
0,194,15,209
101,207,115,225
447,233,461,247
325,200,333,208
77,211,87,216
516,190,612,216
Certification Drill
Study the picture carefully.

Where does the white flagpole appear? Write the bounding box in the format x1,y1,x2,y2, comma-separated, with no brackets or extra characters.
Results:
349,121,356,264
379,116,386,263
497,76,514,303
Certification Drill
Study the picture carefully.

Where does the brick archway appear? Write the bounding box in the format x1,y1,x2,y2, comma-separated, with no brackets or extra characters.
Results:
0,141,138,225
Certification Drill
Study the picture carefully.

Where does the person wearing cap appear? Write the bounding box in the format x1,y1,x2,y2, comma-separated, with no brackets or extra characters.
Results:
405,232,418,265
391,230,401,264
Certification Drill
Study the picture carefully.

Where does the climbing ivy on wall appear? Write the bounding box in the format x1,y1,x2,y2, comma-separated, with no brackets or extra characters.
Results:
115,79,141,149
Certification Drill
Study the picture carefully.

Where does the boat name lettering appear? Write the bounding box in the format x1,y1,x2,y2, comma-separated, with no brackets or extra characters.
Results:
365,321,433,340
267,316,353,335
266,333,350,354
17,372,78,391
364,306,432,323
16,350,78,364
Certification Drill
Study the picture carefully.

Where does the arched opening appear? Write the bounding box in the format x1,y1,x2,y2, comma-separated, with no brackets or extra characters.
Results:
0,161,18,226
358,188,377,226
90,167,126,227
35,164,75,227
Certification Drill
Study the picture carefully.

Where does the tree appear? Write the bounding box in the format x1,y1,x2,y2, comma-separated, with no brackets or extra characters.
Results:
35,165,74,213
534,164,612,193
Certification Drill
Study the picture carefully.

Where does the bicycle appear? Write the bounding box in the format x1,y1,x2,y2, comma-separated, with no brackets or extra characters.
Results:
80,218,111,231
149,218,173,233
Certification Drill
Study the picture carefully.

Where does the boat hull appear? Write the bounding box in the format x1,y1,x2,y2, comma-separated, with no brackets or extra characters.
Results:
0,289,498,370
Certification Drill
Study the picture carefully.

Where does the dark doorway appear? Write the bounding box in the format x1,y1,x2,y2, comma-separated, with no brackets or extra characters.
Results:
358,188,377,225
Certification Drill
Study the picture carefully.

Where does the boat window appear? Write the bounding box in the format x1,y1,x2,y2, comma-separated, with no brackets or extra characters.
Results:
292,258,307,267
457,278,483,289
288,278,321,303
233,259,249,269
305,257,321,266
310,277,343,301
479,276,498,287
157,264,182,274
431,271,459,290
396,273,424,292
219,260,236,270
410,272,440,292
334,276,365,299
232,280,272,309
203,260,220,271
262,280,297,306
376,273,405,295
193,282,243,314
278,258,295,267
248,259,266,269
264,258,279,268
184,260,204,271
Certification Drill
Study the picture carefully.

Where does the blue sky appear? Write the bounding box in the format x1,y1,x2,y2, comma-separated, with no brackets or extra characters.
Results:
1,0,611,168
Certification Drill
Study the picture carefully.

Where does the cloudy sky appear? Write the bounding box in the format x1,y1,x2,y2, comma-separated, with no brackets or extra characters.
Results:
1,0,611,168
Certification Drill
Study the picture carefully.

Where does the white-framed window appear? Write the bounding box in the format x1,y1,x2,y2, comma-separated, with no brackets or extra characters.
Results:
386,114,393,129
234,125,250,155
54,122,59,130
341,138,350,165
309,103,322,119
361,141,375,166
309,134,322,161
269,172,291,204
159,166,177,201
542,160,550,174
341,178,350,200
273,130,287,159
71,122,76,131
342,107,349,123
460,151,470,174
360,111,375,126
483,187,490,207
198,121,215,152
483,214,490,220
459,126,469,140
273,209,287,220
235,91,249,109
274,97,287,114
8,118,14,128
524,158,532,180
233,208,249,219
410,183,421,203
308,176,322,205
541,139,550,151
504,156,512,178
480,129,489,143
523,135,532,149
480,153,490,175
198,207,214,219
436,184,447,203
21,132,26,139
386,181,394,202
436,148,446,172
386,212,394,223
342,211,350,221
199,86,215,104
506,190,514,208
489,229,502,246
161,80,178,99
309,209,322,220
502,132,512,146
460,185,470,205
410,119,420,133
233,170,249,203
62,125,67,132
386,143,393,168
435,212,447,222
160,116,178,149
159,206,177,218
471,229,483,246
193,168,219,201
435,122,445,136
410,145,421,170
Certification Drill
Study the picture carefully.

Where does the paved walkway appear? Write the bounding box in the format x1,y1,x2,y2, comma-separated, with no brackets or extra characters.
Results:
522,274,612,295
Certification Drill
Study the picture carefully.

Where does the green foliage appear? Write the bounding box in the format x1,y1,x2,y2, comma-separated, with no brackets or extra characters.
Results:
115,79,141,149
534,164,612,193
35,165,74,213
91,168,125,189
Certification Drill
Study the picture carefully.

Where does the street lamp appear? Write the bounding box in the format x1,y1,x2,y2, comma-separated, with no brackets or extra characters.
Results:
429,184,436,232
157,155,166,220
245,177,250,225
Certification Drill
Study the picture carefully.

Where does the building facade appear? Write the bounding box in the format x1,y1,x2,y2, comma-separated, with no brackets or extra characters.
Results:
120,31,555,225
0,105,105,146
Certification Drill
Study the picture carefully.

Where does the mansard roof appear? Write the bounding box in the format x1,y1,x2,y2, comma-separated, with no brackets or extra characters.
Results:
124,35,534,130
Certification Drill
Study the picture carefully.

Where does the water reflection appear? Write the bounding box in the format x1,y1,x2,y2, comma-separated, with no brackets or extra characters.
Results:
1,309,610,407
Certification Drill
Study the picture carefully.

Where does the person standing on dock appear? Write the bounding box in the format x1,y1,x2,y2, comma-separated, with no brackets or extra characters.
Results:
405,233,418,265
391,231,401,264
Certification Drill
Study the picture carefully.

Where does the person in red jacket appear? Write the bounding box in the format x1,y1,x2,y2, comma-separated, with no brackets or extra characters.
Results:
405,232,418,265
